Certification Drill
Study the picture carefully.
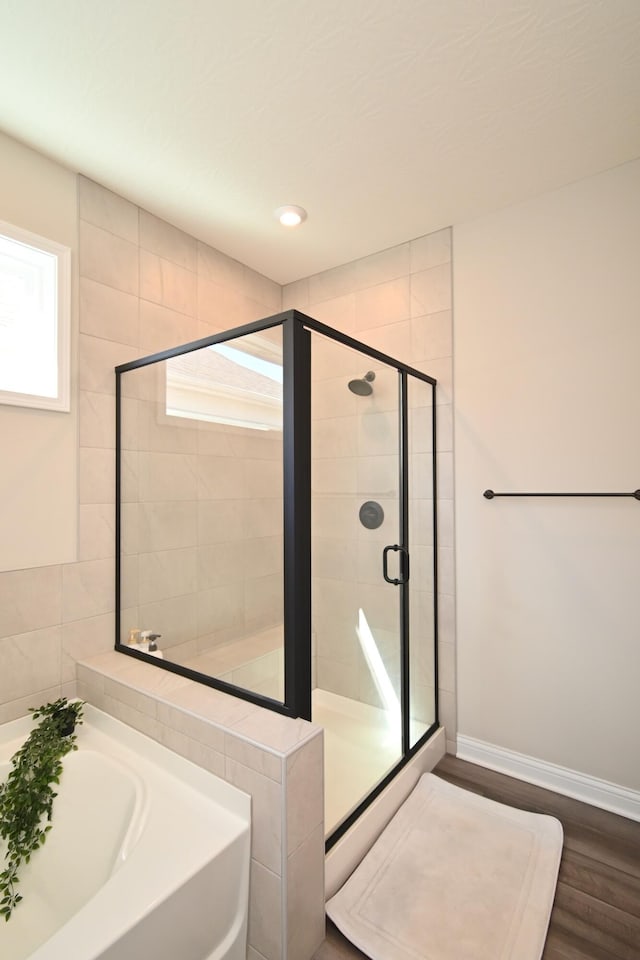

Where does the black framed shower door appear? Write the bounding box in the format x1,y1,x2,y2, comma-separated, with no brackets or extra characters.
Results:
114,310,439,842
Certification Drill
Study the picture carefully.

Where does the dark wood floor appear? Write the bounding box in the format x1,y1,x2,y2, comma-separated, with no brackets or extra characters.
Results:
313,755,640,960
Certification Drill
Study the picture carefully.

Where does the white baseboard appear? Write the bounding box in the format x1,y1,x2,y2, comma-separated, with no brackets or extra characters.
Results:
456,734,640,823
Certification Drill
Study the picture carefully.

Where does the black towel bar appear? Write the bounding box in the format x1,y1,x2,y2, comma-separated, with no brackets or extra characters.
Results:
483,489,640,500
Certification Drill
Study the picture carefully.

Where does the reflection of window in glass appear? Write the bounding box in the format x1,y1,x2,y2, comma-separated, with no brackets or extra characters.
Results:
166,334,283,431
0,220,71,411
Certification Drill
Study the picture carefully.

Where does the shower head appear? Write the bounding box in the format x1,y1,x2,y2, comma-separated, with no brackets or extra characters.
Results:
348,371,376,396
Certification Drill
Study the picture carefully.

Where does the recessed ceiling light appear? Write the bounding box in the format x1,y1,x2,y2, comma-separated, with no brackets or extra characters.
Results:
274,204,307,227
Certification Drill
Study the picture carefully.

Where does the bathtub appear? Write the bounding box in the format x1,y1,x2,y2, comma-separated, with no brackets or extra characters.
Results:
0,703,251,960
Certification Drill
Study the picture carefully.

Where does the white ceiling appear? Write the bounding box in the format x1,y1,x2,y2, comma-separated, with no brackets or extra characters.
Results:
1,0,639,284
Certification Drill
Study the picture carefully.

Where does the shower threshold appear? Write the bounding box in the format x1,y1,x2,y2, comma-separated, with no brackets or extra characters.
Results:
313,689,429,835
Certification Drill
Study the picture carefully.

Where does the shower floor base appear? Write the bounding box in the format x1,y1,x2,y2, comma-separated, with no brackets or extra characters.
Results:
312,689,429,835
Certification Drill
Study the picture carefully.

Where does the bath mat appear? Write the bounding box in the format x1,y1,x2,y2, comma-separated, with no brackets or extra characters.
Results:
326,773,562,960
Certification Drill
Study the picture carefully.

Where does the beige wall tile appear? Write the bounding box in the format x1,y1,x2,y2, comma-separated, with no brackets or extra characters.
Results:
355,276,411,331
0,627,61,702
137,400,198,454
438,640,456,694
355,242,410,289
140,249,196,316
436,403,454,452
307,292,356,334
312,376,357,420
80,221,139,294
357,455,398,497
79,334,139,397
438,592,456,646
282,277,309,311
312,457,358,494
79,178,139,243
104,676,158,718
0,566,62,637
62,558,114,623
197,241,245,288
309,261,357,303
312,496,359,539
158,725,225,777
286,732,323,855
224,733,282,783
312,538,356,584
245,459,281,500
248,860,282,960
78,503,115,561
138,501,197,552
80,277,140,346
439,688,457,740
61,613,114,683
358,410,398,457
411,263,452,316
79,448,116,504
139,210,197,271
418,356,453,405
436,451,454,498
197,274,248,327
437,498,454,547
411,310,453,362
358,319,411,360
79,390,116,448
198,499,245,544
139,299,198,353
138,451,198,502
197,455,246,500
230,708,318,755
197,582,244,636
410,228,452,272
286,823,325,960
437,546,455,596
316,657,358,699
138,593,197,647
312,416,358,460
243,499,283,540
100,693,161,739
198,540,245,588
156,701,225,752
226,757,283,873
242,266,281,313
0,684,64,725
138,547,197,604
242,537,283,580
244,574,282,629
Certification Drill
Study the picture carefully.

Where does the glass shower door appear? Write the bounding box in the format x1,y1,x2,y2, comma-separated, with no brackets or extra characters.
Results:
310,332,403,833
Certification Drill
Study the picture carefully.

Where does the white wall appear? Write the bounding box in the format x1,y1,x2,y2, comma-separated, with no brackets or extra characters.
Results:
453,159,640,791
0,132,78,571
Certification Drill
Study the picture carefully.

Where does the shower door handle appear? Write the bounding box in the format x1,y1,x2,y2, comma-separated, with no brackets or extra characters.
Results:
383,545,409,585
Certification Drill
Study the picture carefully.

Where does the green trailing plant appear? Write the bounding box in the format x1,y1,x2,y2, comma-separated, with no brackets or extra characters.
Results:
0,697,84,920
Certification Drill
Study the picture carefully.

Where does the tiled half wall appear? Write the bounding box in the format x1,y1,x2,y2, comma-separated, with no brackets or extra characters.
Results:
77,651,324,960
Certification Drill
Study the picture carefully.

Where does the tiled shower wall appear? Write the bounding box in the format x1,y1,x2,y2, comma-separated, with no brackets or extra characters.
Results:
82,178,285,662
0,176,282,723
119,368,283,662
283,233,457,751
0,176,456,754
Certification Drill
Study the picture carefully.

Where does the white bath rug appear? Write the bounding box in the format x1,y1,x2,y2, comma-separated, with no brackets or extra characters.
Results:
326,773,563,960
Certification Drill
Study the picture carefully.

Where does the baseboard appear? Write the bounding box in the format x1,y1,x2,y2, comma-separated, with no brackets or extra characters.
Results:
456,734,640,823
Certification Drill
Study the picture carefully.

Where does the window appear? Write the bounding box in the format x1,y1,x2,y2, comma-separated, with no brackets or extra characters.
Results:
165,332,283,431
0,219,71,411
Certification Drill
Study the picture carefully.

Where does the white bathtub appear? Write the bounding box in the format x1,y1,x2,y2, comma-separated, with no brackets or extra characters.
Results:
0,704,251,960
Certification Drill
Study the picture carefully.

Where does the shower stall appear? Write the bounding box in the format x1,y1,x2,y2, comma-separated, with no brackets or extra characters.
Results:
116,310,438,841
